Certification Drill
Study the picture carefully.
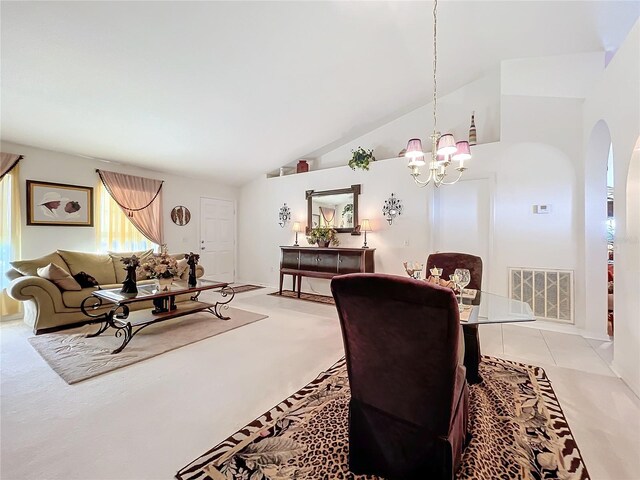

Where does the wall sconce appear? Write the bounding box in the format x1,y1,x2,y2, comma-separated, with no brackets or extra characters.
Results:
278,203,291,228
382,193,403,225
292,221,303,246
361,219,372,248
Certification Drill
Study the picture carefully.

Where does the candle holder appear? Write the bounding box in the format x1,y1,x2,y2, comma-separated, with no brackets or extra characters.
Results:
429,266,443,280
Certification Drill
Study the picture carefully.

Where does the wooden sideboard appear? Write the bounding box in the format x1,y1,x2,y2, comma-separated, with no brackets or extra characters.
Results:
279,246,376,297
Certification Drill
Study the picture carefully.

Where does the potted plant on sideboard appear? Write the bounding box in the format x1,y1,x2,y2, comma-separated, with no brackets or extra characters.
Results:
306,226,340,248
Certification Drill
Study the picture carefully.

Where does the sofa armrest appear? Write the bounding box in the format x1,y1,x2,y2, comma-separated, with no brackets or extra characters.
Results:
7,275,66,312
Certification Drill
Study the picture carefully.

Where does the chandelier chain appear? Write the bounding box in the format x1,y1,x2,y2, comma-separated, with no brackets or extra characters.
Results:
433,0,438,135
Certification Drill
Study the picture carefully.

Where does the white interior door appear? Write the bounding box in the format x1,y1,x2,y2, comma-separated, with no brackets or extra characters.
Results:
200,197,235,283
433,178,492,289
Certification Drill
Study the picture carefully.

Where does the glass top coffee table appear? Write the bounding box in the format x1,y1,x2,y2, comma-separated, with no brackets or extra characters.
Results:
457,291,535,384
80,279,235,354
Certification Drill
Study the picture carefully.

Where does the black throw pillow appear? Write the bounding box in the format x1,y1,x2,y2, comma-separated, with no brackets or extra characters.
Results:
73,271,99,288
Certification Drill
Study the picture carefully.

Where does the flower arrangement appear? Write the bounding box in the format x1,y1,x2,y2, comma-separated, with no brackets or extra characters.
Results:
306,226,340,247
140,252,178,279
348,146,375,171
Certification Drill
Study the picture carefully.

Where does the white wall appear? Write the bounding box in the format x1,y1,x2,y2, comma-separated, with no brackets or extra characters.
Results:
1,141,238,260
501,52,603,99
238,157,433,295
311,69,501,170
583,21,640,396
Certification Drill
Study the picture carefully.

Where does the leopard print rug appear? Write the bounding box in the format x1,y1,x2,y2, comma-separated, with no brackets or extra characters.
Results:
177,356,589,480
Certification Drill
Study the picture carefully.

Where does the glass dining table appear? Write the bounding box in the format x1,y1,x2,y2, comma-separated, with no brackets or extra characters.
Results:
458,291,535,384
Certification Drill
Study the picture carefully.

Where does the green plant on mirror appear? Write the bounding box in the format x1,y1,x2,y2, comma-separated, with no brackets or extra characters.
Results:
348,146,375,171
306,226,340,247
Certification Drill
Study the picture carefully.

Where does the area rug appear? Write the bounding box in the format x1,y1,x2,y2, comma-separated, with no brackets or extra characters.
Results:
177,356,589,480
29,307,268,385
268,289,335,305
230,284,265,294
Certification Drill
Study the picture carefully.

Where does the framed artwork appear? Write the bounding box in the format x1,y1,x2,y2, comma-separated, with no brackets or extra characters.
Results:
312,214,320,227
27,180,94,226
171,205,191,226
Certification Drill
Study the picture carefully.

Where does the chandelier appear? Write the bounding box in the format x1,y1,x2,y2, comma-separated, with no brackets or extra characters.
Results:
405,0,471,187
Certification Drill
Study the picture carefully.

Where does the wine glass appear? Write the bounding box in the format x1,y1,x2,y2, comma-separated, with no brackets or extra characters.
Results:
454,268,471,306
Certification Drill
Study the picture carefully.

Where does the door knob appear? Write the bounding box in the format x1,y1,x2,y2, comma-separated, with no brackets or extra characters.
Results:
201,240,204,243
201,247,205,250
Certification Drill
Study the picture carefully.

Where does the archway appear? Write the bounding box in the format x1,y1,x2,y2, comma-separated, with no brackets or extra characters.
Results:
583,120,612,338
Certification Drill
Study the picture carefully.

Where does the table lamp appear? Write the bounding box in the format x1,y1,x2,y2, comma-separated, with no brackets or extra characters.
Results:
361,219,372,249
292,222,303,246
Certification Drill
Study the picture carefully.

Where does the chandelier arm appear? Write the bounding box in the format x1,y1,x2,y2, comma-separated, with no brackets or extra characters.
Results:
438,171,464,186
411,169,435,187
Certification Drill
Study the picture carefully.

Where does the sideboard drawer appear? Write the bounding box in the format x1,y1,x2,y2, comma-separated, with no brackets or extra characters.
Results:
300,252,319,271
316,253,339,273
282,250,299,269
338,252,363,274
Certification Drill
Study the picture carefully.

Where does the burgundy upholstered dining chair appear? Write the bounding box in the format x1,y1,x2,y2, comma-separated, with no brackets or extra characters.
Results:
331,273,469,480
426,252,483,384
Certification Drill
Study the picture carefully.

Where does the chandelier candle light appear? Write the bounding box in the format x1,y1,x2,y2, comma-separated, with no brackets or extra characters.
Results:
405,0,472,187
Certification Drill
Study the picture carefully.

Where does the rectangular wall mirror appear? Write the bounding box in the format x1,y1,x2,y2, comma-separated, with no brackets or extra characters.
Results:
306,184,361,234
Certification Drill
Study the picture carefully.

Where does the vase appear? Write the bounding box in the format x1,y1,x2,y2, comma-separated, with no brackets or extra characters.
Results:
317,240,330,248
468,111,477,146
156,277,174,291
296,160,309,173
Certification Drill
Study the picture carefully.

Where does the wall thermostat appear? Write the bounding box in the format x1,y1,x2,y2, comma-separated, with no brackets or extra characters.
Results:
533,204,551,214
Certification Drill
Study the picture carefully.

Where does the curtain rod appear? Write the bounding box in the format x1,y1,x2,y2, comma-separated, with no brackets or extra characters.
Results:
95,168,165,183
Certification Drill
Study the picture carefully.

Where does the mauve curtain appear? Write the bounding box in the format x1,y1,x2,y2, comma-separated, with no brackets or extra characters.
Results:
0,153,22,180
97,169,164,245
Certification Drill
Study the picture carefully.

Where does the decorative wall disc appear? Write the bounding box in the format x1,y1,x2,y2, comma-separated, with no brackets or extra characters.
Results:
171,205,191,226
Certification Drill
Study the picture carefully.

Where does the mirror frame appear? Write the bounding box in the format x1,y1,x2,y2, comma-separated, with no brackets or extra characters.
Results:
306,184,361,235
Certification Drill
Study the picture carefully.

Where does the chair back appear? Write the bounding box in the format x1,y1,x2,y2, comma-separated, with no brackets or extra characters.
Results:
331,273,462,435
426,252,483,304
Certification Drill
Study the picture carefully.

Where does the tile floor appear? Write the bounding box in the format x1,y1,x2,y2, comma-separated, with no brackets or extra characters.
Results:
1,287,639,480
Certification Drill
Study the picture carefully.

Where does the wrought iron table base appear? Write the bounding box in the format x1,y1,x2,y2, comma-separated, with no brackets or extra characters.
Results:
81,286,236,354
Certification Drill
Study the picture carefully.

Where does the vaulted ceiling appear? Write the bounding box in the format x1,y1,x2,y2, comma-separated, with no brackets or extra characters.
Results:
1,1,638,185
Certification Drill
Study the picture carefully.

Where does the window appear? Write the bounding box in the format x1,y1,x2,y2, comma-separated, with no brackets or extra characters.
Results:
96,182,155,252
1,166,21,317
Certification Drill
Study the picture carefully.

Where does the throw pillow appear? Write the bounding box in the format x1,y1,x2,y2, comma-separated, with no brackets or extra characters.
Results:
73,271,99,288
57,250,116,285
37,263,82,291
108,249,154,283
176,258,188,278
11,252,70,277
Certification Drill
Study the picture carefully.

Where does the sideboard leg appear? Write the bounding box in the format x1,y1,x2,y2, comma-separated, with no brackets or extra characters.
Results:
279,272,284,295
297,275,302,298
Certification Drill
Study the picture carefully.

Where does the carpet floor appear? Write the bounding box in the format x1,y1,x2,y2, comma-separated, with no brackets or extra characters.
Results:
231,284,266,294
268,289,335,305
177,356,589,480
29,307,268,384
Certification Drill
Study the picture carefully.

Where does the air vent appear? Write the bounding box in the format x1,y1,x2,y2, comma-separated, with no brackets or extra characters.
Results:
509,268,574,324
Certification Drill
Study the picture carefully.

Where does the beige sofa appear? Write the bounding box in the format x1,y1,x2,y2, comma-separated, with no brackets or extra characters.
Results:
5,250,204,334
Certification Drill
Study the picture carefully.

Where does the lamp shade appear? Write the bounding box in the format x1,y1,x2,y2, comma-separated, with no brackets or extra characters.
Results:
405,138,426,167
361,219,372,232
292,221,303,232
452,141,471,161
436,133,457,155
